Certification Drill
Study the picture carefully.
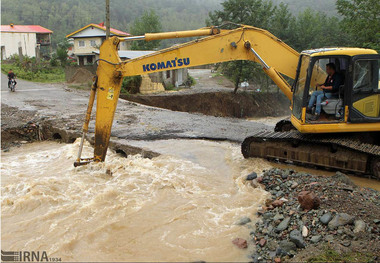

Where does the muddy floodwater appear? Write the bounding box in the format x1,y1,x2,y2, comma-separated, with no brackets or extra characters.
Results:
1,140,272,262
2,139,380,262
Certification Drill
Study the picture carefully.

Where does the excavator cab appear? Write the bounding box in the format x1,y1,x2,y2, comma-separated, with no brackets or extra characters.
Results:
291,48,380,133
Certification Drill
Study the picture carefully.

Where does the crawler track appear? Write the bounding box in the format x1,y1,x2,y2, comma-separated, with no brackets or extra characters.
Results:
242,130,380,178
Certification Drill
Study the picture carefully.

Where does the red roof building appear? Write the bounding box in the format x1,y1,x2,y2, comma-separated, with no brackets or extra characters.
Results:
1,24,53,34
0,24,53,59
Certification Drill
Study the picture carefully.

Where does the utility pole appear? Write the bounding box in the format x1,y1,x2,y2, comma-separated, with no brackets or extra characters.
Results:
106,0,110,39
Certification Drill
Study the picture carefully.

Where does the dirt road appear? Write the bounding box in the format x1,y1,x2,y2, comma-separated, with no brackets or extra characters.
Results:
1,74,273,151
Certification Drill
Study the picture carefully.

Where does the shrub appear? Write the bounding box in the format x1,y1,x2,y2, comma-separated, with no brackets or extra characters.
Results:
121,75,142,94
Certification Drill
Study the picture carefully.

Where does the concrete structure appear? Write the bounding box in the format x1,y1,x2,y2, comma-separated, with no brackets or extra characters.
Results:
66,23,131,66
0,24,52,60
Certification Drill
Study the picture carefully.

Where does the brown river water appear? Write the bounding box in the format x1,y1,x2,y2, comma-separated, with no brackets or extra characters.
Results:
2,139,379,262
1,140,272,262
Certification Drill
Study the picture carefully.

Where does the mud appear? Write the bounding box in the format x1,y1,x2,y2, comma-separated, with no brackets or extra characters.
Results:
122,92,290,118
68,68,94,84
1,140,272,262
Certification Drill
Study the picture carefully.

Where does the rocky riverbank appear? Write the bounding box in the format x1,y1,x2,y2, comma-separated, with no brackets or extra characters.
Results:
234,168,380,262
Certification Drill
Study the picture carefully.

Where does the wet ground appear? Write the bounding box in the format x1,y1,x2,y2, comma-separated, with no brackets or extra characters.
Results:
2,72,380,262
1,73,272,144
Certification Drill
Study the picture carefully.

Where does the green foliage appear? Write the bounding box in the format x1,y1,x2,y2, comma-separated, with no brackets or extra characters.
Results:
0,0,222,48
272,0,337,16
121,75,142,94
187,75,196,86
207,0,358,92
130,10,162,50
337,0,380,51
207,0,279,92
164,83,175,91
56,47,68,66
1,62,65,83
307,246,374,263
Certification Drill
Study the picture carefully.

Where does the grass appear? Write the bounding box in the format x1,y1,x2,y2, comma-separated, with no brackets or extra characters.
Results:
307,246,374,263
1,63,65,83
212,72,223,78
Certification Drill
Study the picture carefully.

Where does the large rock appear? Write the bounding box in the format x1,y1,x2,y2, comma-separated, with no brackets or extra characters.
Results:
273,213,284,221
353,220,366,233
310,235,322,244
232,238,247,249
320,213,333,225
235,216,251,225
272,199,285,208
297,191,320,210
246,172,258,181
328,213,355,230
278,240,297,253
275,217,291,233
332,171,355,186
289,229,306,248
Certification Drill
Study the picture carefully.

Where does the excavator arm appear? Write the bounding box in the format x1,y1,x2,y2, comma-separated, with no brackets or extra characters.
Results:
75,25,300,166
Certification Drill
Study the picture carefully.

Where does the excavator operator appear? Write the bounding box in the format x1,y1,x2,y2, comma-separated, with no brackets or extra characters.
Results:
307,63,343,120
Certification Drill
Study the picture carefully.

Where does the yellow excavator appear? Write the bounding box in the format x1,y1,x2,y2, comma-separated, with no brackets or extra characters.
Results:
74,24,380,178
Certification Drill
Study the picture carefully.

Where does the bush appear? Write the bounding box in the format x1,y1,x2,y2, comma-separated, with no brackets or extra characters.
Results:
187,75,196,86
1,62,65,83
164,83,175,90
121,75,142,94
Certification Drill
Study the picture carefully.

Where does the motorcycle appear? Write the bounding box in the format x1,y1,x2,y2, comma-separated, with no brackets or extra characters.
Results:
9,78,16,92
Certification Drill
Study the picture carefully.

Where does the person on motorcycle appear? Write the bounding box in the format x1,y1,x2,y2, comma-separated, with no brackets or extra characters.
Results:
7,69,17,89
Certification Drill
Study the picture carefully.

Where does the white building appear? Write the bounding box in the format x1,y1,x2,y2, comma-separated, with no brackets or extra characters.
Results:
0,24,52,60
66,22,131,66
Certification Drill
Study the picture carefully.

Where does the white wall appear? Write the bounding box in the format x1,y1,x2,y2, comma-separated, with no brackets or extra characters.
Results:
1,32,37,59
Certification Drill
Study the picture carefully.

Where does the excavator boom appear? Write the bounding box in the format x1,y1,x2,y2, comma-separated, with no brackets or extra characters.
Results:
80,25,300,164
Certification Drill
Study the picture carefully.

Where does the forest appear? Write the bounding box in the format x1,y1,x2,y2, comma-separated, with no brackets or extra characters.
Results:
2,0,379,90
2,0,339,48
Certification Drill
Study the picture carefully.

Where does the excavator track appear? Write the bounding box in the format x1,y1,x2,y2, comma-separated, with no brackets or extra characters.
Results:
241,130,380,178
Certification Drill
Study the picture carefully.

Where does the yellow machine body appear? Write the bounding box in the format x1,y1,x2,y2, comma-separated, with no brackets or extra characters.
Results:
76,25,380,164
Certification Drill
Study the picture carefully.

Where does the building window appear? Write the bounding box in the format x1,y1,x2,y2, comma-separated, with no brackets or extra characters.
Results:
78,40,85,47
90,40,96,47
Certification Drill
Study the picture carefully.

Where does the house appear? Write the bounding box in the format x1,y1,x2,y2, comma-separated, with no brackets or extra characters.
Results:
0,24,53,60
93,50,188,94
66,22,131,66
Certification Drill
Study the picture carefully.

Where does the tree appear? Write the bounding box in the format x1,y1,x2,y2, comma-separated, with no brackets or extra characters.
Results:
336,0,380,51
56,40,72,66
130,10,162,50
207,0,280,93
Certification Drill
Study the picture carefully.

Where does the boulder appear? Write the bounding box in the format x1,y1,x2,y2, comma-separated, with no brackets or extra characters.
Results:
310,235,322,244
272,199,285,208
246,172,258,181
353,220,366,233
328,213,355,230
278,240,297,253
332,171,355,186
302,226,308,237
297,191,320,210
259,238,267,247
235,216,251,225
232,238,247,249
275,217,291,233
289,229,306,248
320,213,333,225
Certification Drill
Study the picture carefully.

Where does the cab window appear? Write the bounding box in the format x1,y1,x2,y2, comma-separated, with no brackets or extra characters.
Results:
353,59,380,93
